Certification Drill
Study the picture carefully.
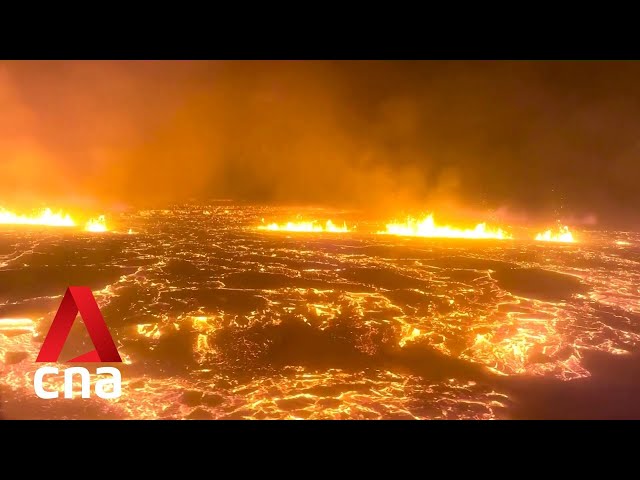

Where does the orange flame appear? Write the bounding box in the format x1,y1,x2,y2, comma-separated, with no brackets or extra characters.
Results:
0,207,110,233
258,219,350,233
379,214,511,239
535,226,574,243
0,207,75,227
85,215,108,233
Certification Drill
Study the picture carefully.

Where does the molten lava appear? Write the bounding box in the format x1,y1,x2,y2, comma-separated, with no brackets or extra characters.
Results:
84,215,108,233
258,220,350,233
379,214,511,239
535,226,574,243
0,208,76,227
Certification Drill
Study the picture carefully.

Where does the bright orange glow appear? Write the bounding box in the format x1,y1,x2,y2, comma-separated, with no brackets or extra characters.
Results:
379,214,512,239
535,226,574,243
0,207,76,227
0,207,110,233
258,219,350,233
84,215,108,232
0,318,35,334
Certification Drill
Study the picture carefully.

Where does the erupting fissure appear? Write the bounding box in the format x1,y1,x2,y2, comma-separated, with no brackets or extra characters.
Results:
0,208,75,227
0,208,109,232
85,215,108,233
257,219,350,233
535,226,575,243
378,214,512,240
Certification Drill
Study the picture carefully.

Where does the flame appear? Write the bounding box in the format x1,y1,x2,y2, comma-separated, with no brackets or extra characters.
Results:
258,220,350,233
379,214,511,239
535,226,574,243
85,215,108,233
0,207,76,227
0,207,111,233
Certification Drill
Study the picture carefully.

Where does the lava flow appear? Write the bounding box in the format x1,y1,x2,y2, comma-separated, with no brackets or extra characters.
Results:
2,205,640,421
379,214,512,239
535,226,575,243
257,219,350,233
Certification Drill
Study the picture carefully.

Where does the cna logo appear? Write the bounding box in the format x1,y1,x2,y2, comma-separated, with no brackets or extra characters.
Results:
34,286,123,400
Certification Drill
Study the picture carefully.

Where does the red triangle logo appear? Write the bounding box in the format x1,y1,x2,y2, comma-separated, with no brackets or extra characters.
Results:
36,286,122,363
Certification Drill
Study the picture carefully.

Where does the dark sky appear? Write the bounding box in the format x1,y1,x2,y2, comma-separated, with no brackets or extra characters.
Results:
2,60,639,227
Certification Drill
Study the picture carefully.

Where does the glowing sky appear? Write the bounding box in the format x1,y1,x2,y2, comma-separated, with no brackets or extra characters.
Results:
2,61,639,227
